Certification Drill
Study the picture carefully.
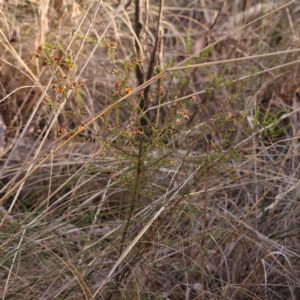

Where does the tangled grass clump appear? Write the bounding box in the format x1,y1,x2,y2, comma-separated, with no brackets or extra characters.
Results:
1,1,300,299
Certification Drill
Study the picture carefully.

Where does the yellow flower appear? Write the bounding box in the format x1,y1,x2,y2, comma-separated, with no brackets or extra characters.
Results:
125,87,131,94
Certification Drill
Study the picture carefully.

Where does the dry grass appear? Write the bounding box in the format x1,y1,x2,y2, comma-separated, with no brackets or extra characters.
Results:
1,0,300,299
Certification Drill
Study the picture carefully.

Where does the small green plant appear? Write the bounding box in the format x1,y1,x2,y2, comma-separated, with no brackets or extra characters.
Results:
251,107,290,140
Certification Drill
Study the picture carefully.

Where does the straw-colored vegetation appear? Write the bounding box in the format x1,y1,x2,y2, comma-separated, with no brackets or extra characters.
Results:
1,0,300,299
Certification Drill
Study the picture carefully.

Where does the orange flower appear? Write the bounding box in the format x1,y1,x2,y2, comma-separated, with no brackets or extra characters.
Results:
56,87,64,93
77,125,84,131
125,87,131,94
110,41,117,49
